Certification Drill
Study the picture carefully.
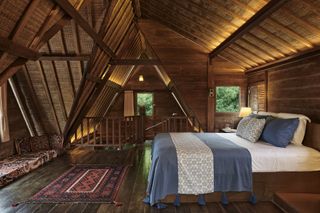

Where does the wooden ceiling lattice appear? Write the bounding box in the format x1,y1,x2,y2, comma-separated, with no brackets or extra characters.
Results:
1,0,320,138
140,0,320,71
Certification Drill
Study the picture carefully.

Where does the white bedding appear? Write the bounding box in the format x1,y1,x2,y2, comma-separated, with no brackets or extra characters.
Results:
218,133,320,172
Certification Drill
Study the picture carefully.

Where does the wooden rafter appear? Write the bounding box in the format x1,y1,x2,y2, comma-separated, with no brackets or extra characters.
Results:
235,39,276,61
39,54,91,61
0,36,40,60
144,0,225,45
22,65,46,134
246,46,320,73
281,8,320,36
47,43,68,122
253,26,298,53
133,0,142,18
224,48,258,67
63,0,132,141
59,30,76,97
209,0,288,58
168,0,239,32
243,33,286,57
229,43,267,64
142,12,212,51
266,19,313,48
53,0,116,58
71,21,85,74
231,0,257,15
109,59,161,65
219,52,252,68
0,58,27,86
38,61,62,134
8,77,36,136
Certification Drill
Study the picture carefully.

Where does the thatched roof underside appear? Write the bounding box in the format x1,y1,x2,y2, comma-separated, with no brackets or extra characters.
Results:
0,0,320,139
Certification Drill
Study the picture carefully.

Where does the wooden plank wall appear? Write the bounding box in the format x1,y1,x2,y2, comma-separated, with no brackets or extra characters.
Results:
108,65,183,118
139,20,209,130
0,86,29,160
209,56,247,131
247,55,320,123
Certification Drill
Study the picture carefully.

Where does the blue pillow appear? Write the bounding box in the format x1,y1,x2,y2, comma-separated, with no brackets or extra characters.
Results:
260,118,299,148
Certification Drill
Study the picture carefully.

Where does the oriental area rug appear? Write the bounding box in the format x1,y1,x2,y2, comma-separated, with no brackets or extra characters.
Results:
28,165,128,204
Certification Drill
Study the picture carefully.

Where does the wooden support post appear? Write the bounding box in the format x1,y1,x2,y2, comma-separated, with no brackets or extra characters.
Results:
81,120,83,144
87,118,90,144
106,118,109,145
118,118,121,149
8,78,36,136
112,119,115,146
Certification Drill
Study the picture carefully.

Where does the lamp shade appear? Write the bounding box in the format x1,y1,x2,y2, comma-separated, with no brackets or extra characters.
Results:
139,75,144,82
239,107,252,117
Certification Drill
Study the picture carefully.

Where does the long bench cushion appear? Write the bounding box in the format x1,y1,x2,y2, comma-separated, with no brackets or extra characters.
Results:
0,150,58,187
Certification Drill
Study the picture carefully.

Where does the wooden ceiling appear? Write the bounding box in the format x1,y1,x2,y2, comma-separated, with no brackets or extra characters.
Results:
141,0,320,71
1,0,320,138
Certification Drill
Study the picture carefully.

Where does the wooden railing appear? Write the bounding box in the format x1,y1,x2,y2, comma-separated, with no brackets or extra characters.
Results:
145,116,201,138
72,116,144,148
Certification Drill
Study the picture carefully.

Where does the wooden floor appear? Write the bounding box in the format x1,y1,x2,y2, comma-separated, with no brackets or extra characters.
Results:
0,144,284,213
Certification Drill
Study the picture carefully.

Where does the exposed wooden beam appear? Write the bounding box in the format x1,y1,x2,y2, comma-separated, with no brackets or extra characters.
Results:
0,36,40,60
53,0,116,58
60,29,76,97
109,59,161,65
253,26,298,53
133,0,142,18
235,39,276,61
0,58,27,86
8,77,36,136
142,10,215,49
246,46,320,73
39,54,91,61
22,65,46,134
209,0,288,58
281,8,320,36
244,32,287,57
266,19,313,48
38,61,62,134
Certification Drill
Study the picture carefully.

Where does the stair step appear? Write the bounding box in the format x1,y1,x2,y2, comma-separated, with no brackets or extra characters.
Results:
274,193,320,213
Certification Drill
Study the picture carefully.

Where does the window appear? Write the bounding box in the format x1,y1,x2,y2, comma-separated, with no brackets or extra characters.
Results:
136,93,153,116
216,86,240,112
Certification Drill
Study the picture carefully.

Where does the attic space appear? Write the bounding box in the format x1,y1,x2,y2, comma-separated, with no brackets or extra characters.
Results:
0,0,320,212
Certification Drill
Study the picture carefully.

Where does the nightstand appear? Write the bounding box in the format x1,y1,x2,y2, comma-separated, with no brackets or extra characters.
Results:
221,128,237,133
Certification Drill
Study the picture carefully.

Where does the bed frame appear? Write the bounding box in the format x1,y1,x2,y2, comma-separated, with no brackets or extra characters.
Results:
163,123,320,203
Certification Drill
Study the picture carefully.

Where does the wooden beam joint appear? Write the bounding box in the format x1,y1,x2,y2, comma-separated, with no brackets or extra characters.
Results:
0,36,41,60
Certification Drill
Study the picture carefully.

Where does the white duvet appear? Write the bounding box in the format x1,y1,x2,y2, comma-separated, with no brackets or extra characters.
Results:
218,133,320,172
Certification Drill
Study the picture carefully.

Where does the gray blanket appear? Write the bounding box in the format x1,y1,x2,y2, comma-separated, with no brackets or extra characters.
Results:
146,133,252,206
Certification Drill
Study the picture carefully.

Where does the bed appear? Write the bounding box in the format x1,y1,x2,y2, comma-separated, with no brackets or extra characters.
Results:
144,122,320,207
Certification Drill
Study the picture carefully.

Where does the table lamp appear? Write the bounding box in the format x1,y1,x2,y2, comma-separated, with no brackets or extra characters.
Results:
239,107,252,118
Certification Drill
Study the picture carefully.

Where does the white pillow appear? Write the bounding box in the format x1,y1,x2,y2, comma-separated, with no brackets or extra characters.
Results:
277,113,311,145
257,111,278,117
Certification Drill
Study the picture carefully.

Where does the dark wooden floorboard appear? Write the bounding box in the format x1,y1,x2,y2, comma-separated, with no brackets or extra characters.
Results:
0,145,283,213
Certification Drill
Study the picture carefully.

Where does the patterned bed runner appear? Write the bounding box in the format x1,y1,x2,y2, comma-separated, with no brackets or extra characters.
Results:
170,133,214,194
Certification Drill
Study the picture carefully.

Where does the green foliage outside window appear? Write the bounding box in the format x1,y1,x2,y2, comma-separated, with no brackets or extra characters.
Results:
137,93,153,116
216,86,240,112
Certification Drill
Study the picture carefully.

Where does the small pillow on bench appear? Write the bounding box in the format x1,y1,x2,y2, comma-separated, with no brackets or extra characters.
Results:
14,138,32,155
30,135,50,152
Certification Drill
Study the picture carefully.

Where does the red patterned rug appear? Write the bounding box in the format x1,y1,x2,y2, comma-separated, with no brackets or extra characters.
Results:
28,165,128,203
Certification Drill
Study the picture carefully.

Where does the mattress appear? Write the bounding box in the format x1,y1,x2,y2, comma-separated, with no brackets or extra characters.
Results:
218,133,320,172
